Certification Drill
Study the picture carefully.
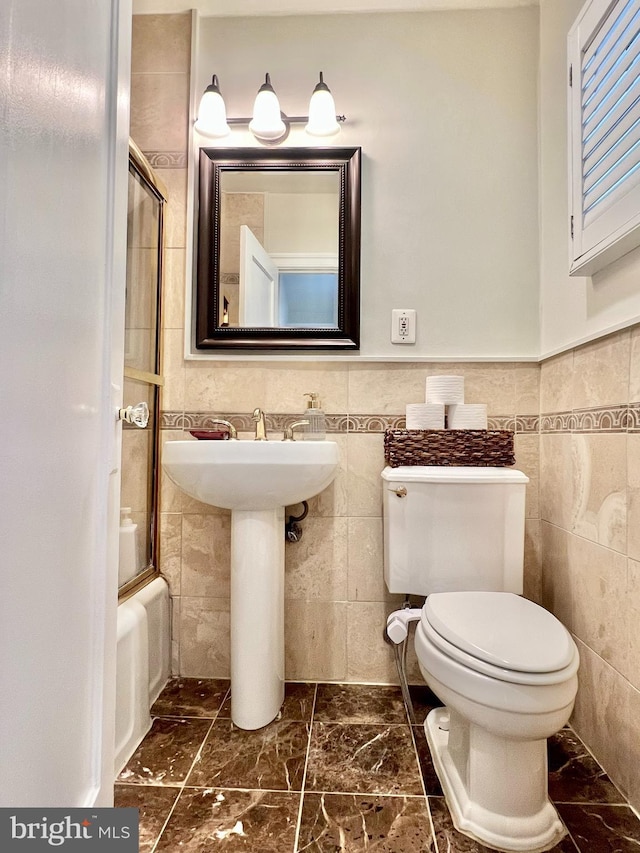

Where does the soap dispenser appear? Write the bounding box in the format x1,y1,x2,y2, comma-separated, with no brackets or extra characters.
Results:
303,392,326,440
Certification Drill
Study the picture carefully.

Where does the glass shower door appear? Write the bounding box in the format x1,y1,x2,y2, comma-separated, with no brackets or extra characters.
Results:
118,141,166,596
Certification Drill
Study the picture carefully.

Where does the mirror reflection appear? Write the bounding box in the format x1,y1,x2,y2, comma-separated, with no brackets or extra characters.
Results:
196,146,361,351
219,170,340,328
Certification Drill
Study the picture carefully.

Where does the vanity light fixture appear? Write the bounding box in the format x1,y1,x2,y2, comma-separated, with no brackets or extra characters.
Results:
306,73,341,137
193,74,229,139
194,72,345,144
248,74,286,142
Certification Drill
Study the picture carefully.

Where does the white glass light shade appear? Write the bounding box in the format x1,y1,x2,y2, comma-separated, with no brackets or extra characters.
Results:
194,76,230,138
249,74,286,141
306,73,340,137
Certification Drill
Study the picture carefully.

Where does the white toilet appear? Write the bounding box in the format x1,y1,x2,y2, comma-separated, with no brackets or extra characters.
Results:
382,465,579,853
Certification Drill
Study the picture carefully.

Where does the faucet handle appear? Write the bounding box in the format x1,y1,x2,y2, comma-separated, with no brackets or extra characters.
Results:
282,420,310,441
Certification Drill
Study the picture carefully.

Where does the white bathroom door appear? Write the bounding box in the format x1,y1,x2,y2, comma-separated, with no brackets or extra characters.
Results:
239,225,279,326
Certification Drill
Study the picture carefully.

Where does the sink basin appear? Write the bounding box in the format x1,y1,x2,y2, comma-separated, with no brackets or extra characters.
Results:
162,439,339,510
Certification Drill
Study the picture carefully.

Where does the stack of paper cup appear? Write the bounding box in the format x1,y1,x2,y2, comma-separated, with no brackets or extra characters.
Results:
426,375,464,404
447,403,488,430
405,403,445,430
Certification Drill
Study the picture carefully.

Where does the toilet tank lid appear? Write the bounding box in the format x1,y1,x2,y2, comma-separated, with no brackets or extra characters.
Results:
382,466,529,484
424,592,576,673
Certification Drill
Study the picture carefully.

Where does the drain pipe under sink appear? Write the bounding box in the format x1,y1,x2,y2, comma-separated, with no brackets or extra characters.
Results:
384,602,422,724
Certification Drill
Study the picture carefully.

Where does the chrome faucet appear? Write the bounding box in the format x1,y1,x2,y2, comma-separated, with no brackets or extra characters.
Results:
252,407,268,441
282,419,309,441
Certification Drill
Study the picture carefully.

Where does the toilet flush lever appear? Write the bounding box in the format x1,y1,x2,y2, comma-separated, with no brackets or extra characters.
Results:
388,486,407,497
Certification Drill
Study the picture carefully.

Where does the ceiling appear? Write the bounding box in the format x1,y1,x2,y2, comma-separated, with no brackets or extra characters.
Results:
132,0,537,17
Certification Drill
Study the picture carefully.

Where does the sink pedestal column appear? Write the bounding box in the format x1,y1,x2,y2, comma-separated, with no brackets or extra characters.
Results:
230,507,285,729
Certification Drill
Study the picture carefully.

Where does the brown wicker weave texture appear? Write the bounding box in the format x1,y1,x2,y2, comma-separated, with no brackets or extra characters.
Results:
384,429,515,467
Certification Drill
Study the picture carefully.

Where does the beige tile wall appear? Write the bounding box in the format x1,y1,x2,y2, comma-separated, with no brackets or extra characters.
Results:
220,192,265,325
131,11,191,668
160,361,541,686
540,326,640,812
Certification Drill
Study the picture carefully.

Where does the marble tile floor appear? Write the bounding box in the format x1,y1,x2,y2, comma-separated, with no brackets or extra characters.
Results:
115,679,640,852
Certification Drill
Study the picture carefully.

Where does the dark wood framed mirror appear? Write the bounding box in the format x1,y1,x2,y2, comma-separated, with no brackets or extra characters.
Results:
196,146,361,350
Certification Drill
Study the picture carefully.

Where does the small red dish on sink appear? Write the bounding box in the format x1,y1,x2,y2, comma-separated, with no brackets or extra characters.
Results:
189,430,230,440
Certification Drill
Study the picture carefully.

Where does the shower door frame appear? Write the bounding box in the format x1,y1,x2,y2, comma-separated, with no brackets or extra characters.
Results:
118,139,167,602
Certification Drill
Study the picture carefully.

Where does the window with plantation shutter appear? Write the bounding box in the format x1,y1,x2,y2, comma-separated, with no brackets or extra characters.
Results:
568,0,640,276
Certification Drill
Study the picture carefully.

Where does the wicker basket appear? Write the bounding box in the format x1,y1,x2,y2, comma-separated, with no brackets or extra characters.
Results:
384,429,515,468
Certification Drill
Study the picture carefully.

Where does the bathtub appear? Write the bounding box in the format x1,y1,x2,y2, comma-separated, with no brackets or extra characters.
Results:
115,576,170,775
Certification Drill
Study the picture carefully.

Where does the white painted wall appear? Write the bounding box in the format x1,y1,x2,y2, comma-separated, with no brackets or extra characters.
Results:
195,6,540,358
265,194,337,254
0,0,131,806
539,0,640,357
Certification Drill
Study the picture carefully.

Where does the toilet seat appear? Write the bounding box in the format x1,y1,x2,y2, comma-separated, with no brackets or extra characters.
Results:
422,592,579,686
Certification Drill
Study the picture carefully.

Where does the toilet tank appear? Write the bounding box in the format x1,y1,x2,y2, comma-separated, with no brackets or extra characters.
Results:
382,466,529,597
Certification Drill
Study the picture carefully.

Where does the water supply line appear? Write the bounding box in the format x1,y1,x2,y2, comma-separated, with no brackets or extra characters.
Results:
285,501,309,543
383,599,423,724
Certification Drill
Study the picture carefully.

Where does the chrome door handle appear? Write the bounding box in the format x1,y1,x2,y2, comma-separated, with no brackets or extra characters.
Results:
118,401,150,428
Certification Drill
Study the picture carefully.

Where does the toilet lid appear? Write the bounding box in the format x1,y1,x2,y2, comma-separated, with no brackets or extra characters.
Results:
424,592,575,673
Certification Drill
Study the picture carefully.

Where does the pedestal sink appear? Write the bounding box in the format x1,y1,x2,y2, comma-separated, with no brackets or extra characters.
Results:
162,438,339,729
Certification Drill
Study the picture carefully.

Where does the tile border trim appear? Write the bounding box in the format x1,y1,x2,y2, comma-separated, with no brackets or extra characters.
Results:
221,273,239,286
541,404,640,433
162,406,640,433
144,151,188,169
160,411,540,434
